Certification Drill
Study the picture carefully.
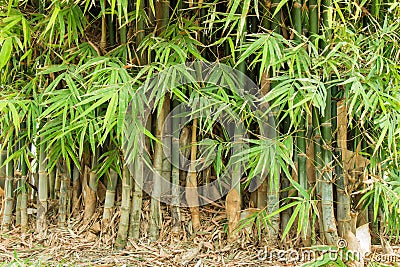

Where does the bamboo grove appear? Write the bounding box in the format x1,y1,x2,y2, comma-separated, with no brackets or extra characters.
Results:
0,0,399,250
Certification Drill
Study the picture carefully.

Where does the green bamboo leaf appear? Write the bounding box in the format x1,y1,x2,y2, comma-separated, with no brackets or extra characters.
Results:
8,102,20,132
271,0,289,19
0,38,13,70
281,203,300,240
89,122,95,154
43,4,61,35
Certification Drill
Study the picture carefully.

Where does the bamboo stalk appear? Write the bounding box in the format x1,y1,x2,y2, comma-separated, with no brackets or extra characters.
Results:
149,102,166,241
155,0,169,35
170,99,181,233
161,97,172,212
84,150,98,221
58,161,70,226
108,14,116,47
48,168,56,200
309,0,318,42
336,99,352,237
293,1,308,245
128,154,144,240
100,0,107,51
115,166,132,249
320,85,339,245
280,119,291,233
0,149,6,195
2,143,14,231
136,0,147,65
36,138,48,235
16,176,21,226
119,20,128,63
293,0,302,42
15,139,22,226
54,167,60,199
186,118,201,232
309,0,320,245
72,163,80,216
102,169,118,226
20,148,28,232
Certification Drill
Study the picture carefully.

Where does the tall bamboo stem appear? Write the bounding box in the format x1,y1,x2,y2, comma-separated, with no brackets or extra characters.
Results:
48,168,56,200
100,0,107,51
36,138,48,235
72,163,80,216
58,160,70,226
320,85,339,245
187,118,201,232
102,169,118,225
336,98,352,237
115,166,132,248
1,144,14,231
20,148,28,232
170,99,181,233
149,102,166,241
129,154,144,239
84,150,98,220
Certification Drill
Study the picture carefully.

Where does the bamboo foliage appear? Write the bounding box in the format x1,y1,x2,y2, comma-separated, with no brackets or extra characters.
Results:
0,0,399,251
